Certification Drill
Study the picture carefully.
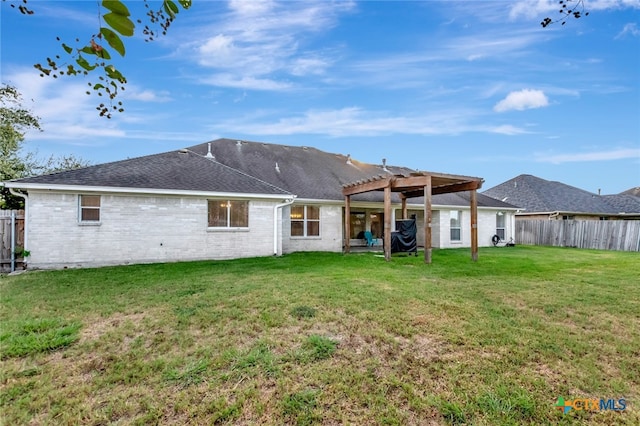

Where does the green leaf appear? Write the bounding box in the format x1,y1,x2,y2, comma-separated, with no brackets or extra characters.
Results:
80,46,97,56
100,27,125,56
76,56,96,71
165,0,179,17
178,0,192,9
101,0,130,17
78,45,110,60
103,12,135,37
105,65,126,83
61,43,73,54
93,83,105,90
96,48,111,60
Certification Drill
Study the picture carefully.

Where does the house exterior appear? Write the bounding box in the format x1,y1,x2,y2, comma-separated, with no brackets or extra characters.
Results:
2,139,517,269
483,174,640,221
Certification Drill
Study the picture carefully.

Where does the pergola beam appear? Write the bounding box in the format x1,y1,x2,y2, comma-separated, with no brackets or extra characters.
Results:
401,180,482,199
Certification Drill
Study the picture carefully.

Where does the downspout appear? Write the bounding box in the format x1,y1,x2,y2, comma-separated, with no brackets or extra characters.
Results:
273,196,296,256
9,188,28,272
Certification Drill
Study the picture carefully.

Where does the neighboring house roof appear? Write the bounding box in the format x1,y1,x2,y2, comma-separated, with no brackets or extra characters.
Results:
5,149,291,197
483,174,640,215
601,194,640,214
621,187,640,196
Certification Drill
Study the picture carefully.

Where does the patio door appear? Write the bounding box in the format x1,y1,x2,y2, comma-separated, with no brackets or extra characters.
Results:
349,212,366,238
370,212,384,239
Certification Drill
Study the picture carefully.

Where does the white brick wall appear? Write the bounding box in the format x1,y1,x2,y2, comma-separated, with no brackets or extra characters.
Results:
282,204,343,253
25,191,515,269
394,207,514,249
26,191,280,269
435,209,514,248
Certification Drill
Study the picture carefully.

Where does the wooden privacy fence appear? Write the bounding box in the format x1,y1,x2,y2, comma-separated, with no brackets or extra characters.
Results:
516,219,640,252
0,210,25,272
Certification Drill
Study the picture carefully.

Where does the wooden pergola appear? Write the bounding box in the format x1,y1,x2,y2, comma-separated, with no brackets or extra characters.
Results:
342,172,484,263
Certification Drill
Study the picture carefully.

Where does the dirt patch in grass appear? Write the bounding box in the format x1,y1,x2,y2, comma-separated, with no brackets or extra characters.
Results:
79,311,149,343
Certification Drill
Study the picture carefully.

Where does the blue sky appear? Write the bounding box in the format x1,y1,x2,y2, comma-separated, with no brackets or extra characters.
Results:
2,0,639,194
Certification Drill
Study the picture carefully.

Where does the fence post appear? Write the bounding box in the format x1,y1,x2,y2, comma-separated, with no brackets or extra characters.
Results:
10,210,16,272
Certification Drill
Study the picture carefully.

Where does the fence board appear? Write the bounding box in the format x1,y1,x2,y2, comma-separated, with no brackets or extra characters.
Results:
516,219,640,252
0,210,25,272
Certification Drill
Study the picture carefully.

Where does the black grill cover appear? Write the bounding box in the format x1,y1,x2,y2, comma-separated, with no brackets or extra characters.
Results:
391,219,417,253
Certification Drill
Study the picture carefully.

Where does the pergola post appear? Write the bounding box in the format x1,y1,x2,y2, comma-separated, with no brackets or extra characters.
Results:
424,175,432,264
401,196,408,219
470,189,478,262
344,195,351,253
384,184,392,261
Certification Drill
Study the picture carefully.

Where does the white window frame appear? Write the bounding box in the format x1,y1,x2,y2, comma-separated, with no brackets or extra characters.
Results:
290,205,320,237
207,200,249,229
450,210,462,242
78,195,101,223
496,212,506,240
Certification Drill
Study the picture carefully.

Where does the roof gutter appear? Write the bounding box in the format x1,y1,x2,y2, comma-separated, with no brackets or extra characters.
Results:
273,196,296,256
2,182,292,201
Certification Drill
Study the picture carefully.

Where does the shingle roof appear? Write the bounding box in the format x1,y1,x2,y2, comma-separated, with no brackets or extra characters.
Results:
188,139,515,208
8,149,291,196
601,194,640,214
6,138,516,209
427,191,517,209
187,139,409,202
621,187,640,196
483,174,640,214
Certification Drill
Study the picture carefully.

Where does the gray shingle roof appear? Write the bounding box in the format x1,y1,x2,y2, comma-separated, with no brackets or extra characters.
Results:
187,139,408,202
621,187,640,196
483,174,640,214
6,138,516,209
188,139,515,208
8,149,291,196
601,194,640,214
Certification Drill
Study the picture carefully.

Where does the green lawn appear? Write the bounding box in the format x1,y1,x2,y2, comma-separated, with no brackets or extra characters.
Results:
1,246,638,425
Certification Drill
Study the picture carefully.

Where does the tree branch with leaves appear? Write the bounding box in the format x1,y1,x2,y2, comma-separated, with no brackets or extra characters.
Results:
6,0,192,118
1,84,90,209
541,0,589,28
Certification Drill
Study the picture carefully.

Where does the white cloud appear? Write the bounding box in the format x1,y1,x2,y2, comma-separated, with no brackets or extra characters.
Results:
228,0,275,16
509,0,640,20
616,22,640,38
508,0,557,20
536,148,640,164
494,89,549,112
174,1,356,89
206,107,527,138
487,125,530,135
199,74,292,91
126,89,172,102
290,57,330,76
4,68,125,142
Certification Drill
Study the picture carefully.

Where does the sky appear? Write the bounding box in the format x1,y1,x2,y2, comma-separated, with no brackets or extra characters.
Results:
1,0,639,194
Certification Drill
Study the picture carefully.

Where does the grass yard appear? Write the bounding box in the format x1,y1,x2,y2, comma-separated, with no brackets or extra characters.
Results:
1,246,638,425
